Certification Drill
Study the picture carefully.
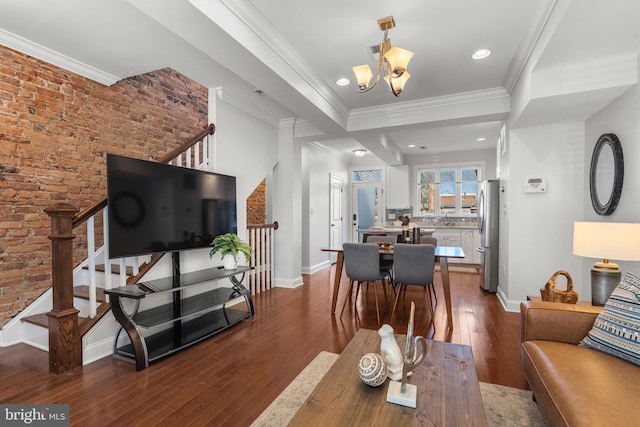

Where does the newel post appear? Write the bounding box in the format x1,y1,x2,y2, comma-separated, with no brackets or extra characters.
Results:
45,203,81,374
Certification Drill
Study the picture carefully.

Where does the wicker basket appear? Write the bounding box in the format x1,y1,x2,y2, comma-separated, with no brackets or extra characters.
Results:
540,270,579,304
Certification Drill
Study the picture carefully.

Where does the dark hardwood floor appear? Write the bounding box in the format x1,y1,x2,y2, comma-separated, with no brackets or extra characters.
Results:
0,264,526,426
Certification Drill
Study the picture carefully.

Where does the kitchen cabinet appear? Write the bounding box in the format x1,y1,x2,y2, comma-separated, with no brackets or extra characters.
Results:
386,165,410,209
461,229,482,264
433,229,462,263
433,228,480,265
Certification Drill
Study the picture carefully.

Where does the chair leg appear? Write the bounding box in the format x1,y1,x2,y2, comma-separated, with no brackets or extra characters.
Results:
429,283,438,306
425,286,435,319
390,283,403,322
373,280,381,325
339,279,355,318
353,281,363,315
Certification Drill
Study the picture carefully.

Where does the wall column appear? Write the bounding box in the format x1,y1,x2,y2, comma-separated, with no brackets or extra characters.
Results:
273,118,303,288
45,203,81,374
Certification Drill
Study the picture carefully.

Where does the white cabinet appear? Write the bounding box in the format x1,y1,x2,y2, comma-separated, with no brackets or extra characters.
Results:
461,229,481,264
433,229,462,263
386,165,410,208
434,228,481,265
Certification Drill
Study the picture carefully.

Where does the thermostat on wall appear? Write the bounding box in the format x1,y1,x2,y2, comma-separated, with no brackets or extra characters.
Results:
524,177,547,193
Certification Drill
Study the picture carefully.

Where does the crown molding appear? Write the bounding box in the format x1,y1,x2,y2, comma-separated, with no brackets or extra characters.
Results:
215,87,282,127
347,87,510,131
503,0,560,94
0,28,119,86
350,87,509,118
279,117,297,129
196,0,350,125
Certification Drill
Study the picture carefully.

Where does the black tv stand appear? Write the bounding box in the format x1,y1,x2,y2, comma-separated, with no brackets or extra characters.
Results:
105,263,254,370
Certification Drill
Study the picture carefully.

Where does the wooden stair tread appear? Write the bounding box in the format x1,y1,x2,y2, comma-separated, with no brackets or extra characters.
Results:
21,313,49,327
86,264,134,275
73,285,106,303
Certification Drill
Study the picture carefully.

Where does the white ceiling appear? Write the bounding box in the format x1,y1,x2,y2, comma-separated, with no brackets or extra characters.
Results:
1,0,639,162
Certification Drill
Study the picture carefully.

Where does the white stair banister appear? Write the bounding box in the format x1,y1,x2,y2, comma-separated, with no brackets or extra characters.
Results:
87,215,97,318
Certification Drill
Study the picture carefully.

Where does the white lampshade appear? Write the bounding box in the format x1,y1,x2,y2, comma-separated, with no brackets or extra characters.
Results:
383,47,414,77
573,222,640,261
384,72,411,95
352,64,373,90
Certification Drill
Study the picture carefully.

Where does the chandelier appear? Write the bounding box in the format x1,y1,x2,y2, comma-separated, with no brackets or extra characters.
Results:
352,16,414,97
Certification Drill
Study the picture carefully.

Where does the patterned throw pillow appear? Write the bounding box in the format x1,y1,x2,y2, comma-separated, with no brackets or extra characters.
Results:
580,272,640,366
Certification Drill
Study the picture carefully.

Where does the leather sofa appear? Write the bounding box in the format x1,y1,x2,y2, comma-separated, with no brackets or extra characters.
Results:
520,300,640,427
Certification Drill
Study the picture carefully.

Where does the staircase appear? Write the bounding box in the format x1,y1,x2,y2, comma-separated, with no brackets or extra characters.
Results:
6,124,216,373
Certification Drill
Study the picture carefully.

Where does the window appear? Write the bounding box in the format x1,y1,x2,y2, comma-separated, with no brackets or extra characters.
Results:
353,169,382,183
416,165,481,216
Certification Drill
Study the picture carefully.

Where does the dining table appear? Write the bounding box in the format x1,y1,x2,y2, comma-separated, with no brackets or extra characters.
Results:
321,244,465,331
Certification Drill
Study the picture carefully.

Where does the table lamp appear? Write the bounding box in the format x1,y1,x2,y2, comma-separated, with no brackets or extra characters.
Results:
573,222,640,305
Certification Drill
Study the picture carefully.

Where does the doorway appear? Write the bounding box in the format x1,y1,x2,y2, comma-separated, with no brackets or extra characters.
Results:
351,182,384,242
329,174,343,263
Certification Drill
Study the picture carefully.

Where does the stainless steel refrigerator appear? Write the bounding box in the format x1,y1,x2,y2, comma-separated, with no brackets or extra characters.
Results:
477,179,500,292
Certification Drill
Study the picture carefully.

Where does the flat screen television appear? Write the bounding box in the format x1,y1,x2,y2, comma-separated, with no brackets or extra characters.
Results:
106,154,237,259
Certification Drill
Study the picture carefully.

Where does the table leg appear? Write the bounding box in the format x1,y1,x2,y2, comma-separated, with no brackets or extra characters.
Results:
439,256,454,331
331,251,344,313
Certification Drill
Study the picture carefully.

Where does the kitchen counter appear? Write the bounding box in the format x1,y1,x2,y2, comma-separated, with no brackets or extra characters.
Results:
427,225,478,229
360,227,436,234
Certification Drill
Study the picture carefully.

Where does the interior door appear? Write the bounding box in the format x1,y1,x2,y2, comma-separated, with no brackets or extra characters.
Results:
351,183,383,242
329,174,343,263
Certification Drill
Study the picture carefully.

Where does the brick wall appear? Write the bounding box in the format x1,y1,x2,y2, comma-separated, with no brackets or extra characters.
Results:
246,179,266,225
0,45,208,327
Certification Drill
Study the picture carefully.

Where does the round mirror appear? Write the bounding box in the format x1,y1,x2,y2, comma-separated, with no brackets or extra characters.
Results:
589,133,623,216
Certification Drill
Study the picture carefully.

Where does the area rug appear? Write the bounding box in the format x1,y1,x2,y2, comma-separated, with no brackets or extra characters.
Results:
251,351,547,427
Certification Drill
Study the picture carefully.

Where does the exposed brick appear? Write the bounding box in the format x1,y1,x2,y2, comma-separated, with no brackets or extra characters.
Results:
0,46,208,327
247,179,267,225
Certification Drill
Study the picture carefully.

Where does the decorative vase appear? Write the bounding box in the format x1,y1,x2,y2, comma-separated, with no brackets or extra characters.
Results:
378,324,404,380
223,253,238,270
358,353,387,387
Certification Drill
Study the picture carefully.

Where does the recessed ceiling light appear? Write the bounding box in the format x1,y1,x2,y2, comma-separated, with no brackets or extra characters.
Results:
408,144,416,148
472,49,492,60
476,137,487,142
336,78,350,86
353,149,367,157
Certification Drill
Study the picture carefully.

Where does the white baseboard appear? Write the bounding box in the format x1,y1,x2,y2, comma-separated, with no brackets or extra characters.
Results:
496,287,521,312
274,276,304,289
301,260,331,275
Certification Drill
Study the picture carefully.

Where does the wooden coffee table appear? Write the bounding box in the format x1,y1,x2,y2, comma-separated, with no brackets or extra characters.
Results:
289,329,487,426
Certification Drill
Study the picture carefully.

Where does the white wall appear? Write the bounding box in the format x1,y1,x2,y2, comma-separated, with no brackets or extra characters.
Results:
585,60,640,278
211,94,279,238
147,90,280,276
302,144,349,273
500,122,586,310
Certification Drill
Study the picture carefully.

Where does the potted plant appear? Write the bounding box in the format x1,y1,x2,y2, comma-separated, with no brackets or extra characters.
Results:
209,233,253,270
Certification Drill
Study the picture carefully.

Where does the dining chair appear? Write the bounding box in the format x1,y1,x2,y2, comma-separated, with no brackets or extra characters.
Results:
364,236,396,285
418,236,438,304
390,243,436,322
340,243,388,324
420,236,437,246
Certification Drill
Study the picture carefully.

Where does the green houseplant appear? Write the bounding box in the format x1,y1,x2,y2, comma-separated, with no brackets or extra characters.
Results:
209,233,253,269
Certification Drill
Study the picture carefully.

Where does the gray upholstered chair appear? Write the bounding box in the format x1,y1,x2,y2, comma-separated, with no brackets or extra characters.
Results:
419,236,437,246
340,243,389,324
391,243,436,322
364,236,395,284
418,236,438,304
